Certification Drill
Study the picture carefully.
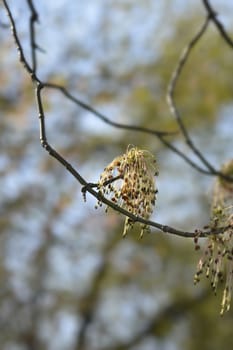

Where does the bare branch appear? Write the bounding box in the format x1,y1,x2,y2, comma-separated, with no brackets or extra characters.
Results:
167,17,214,170
159,135,214,175
43,82,176,138
3,0,38,81
3,0,232,239
202,0,233,49
4,0,232,182
167,16,233,183
26,0,39,73
37,83,232,238
43,82,233,177
44,82,221,175
3,0,175,140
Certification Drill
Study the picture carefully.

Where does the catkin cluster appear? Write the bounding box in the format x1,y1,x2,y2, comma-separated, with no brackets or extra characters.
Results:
96,146,158,237
194,160,233,315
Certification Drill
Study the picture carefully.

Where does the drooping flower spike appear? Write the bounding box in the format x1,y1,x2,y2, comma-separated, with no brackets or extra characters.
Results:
96,145,158,237
194,160,233,315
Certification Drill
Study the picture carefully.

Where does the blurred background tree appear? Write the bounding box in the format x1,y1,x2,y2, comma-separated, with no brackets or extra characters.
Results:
0,1,233,349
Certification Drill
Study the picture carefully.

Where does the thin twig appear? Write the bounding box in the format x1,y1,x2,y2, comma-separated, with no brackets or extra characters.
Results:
4,0,232,181
3,0,232,239
3,0,40,82
3,0,33,77
26,0,39,74
37,84,233,239
167,14,233,182
202,0,233,49
43,82,176,137
3,0,176,140
159,135,215,175
43,83,233,179
167,17,217,172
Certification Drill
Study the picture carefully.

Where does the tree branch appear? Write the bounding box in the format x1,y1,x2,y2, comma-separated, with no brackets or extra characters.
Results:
202,0,233,49
26,0,39,74
43,82,176,138
40,80,232,180
5,0,232,181
167,17,214,171
3,0,232,240
167,15,233,182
